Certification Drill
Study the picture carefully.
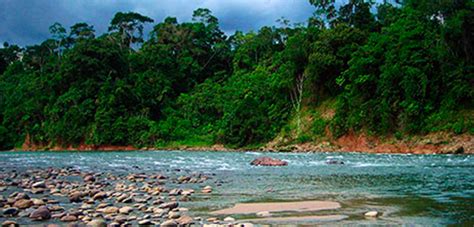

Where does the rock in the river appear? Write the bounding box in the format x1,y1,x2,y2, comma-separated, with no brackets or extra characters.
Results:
32,181,46,188
176,216,193,225
181,189,194,196
159,202,178,210
326,159,344,165
224,216,236,222
206,217,218,222
114,215,128,223
119,206,133,214
69,191,83,203
201,186,212,194
13,199,33,209
84,175,96,182
60,214,78,222
3,207,19,216
29,206,51,220
102,206,119,214
160,219,178,226
168,188,182,196
250,157,288,166
108,222,120,227
92,192,107,200
87,219,107,227
364,211,379,218
1,220,18,227
12,193,29,201
256,211,272,217
138,219,152,225
116,194,128,203
168,211,180,219
31,198,45,206
453,146,464,154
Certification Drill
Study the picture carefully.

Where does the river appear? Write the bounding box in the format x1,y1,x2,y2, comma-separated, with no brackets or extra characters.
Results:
0,150,473,225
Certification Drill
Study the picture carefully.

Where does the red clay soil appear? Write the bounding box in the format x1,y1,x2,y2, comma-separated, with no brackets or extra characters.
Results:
272,131,473,154
18,132,473,154
21,134,136,151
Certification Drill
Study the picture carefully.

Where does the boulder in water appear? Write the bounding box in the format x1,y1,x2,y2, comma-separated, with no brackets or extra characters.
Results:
1,220,18,227
32,181,46,188
250,157,288,166
3,207,19,216
364,211,379,218
326,159,344,165
13,199,33,209
29,206,51,220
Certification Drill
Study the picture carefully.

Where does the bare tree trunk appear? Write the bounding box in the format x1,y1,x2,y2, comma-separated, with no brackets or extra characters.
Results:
290,73,306,138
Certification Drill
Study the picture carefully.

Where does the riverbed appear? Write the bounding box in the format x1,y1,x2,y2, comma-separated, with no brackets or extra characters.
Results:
0,150,473,225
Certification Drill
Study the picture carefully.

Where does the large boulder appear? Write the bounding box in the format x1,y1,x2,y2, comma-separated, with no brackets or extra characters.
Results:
29,206,51,220
250,157,288,166
69,191,83,203
326,159,344,165
159,202,178,210
3,207,19,216
32,181,46,188
13,199,33,209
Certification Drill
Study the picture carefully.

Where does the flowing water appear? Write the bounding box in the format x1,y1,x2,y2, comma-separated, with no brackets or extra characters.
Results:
1,150,473,225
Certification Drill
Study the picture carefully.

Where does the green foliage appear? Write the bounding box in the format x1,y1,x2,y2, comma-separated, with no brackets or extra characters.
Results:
334,5,473,135
312,115,327,136
0,2,472,150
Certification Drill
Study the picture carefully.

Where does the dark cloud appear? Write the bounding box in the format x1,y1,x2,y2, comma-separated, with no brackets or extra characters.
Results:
1,0,314,47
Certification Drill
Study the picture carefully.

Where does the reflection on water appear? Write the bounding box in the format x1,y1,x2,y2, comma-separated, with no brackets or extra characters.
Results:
0,150,473,225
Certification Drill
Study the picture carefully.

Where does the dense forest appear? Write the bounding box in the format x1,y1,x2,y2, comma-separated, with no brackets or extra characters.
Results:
0,0,472,150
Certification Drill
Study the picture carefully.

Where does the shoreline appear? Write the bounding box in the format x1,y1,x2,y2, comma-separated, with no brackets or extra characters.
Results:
10,131,473,154
11,140,473,155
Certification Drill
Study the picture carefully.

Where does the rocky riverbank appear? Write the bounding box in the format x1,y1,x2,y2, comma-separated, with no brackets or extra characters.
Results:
0,167,244,226
12,131,473,154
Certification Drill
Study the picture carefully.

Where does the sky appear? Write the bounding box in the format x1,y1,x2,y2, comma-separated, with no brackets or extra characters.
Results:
0,0,315,47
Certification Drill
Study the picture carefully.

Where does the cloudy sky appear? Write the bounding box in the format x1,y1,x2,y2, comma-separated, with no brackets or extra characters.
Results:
0,0,315,47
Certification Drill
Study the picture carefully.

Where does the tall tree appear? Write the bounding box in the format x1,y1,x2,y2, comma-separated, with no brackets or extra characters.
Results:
49,22,68,58
108,12,154,50
69,22,95,41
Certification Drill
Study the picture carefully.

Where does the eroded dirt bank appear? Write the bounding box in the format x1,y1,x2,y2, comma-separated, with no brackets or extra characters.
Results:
17,132,473,154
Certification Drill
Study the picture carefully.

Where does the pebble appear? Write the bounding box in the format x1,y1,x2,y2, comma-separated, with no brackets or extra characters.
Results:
201,186,212,193
108,221,120,227
69,191,82,202
31,198,46,206
114,215,128,223
138,219,152,225
92,192,107,200
161,219,178,226
102,206,119,214
168,188,182,196
168,211,180,219
176,215,193,225
159,202,178,209
60,214,78,222
364,211,379,217
32,181,46,188
84,175,96,182
224,216,236,222
29,206,51,220
3,207,19,216
13,199,33,209
1,220,18,227
87,218,107,227
119,206,133,214
256,211,272,217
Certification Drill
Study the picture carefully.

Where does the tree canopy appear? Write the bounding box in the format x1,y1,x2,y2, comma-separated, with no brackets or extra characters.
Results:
0,2,472,150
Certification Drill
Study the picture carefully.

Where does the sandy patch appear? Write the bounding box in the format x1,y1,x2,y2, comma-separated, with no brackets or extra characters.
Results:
211,201,341,215
244,215,348,223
